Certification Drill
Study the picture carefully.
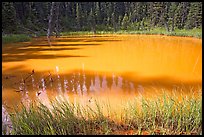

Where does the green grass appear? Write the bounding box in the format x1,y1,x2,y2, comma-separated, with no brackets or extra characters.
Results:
6,91,202,135
2,28,200,45
2,34,31,44
61,28,202,39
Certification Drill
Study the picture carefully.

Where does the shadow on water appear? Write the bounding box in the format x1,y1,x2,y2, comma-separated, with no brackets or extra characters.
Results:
32,36,122,43
35,35,121,40
53,39,122,43
2,45,89,62
2,54,89,62
27,43,100,47
2,36,120,62
2,44,93,62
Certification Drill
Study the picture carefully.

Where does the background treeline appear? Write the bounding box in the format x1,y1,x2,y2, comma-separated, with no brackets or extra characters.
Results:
2,2,202,35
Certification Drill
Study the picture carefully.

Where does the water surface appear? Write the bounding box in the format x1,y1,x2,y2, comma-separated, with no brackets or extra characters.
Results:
2,34,202,111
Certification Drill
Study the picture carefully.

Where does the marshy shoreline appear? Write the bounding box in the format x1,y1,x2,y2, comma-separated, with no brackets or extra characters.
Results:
2,28,202,45
3,88,202,135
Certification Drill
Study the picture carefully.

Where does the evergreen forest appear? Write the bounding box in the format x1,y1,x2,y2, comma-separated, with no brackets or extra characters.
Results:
2,2,202,36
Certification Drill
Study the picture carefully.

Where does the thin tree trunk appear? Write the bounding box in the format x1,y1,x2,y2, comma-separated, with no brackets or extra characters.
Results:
164,20,169,32
93,26,96,34
55,2,60,38
113,21,117,32
171,15,175,31
91,20,96,34
47,2,55,45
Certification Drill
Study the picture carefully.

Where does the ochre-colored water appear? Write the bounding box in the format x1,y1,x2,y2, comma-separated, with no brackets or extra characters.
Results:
2,35,202,113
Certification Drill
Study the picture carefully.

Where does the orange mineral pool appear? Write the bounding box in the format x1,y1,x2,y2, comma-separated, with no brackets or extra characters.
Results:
2,34,202,114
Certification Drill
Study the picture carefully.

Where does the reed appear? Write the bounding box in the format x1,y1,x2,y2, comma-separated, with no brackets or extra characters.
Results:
7,91,202,135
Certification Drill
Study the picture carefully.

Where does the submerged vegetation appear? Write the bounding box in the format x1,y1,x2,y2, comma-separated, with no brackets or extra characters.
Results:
5,90,202,135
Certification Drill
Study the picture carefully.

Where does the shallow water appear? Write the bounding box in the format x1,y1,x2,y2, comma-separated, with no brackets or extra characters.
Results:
2,34,202,111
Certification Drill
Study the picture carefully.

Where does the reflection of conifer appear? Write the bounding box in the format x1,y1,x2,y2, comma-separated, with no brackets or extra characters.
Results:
84,73,91,95
66,74,72,92
117,76,123,89
71,73,76,93
94,75,101,91
99,75,103,90
123,80,129,93
106,76,112,90
89,79,95,93
101,76,108,90
111,75,117,90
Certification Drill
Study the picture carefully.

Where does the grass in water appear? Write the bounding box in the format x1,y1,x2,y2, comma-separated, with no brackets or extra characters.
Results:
2,34,31,44
6,90,202,135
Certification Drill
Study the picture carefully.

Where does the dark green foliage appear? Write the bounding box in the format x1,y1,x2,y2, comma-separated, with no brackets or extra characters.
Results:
185,2,202,29
76,3,81,30
2,2,202,35
174,2,190,29
2,2,18,33
121,13,129,30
